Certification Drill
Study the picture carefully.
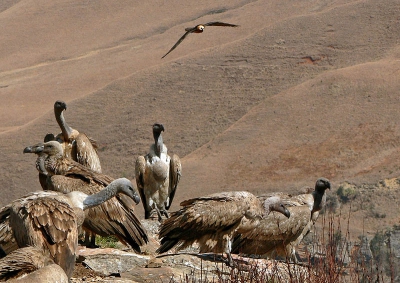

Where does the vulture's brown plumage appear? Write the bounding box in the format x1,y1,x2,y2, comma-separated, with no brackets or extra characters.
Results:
51,100,102,173
135,123,182,221
0,178,137,279
33,100,103,246
0,246,68,282
23,141,149,252
156,191,290,266
36,100,102,191
231,178,331,262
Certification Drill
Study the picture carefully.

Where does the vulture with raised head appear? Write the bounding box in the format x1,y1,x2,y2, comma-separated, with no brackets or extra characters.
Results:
0,178,137,279
135,123,182,221
23,141,149,252
231,178,331,262
156,191,290,266
50,100,102,173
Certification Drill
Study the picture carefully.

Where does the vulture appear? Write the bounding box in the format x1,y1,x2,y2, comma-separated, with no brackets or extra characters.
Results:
50,100,102,173
0,246,68,282
135,123,182,221
35,100,102,190
23,141,149,252
161,21,239,58
0,178,137,279
231,178,331,262
156,191,290,266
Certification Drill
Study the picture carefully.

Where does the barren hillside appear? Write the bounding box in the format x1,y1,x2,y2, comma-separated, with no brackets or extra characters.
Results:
0,0,399,238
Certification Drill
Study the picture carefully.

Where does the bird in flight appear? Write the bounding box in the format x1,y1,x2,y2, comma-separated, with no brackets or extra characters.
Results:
161,21,239,59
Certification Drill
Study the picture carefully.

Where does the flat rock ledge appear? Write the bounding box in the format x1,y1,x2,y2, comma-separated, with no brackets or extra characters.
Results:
72,247,309,283
70,220,309,282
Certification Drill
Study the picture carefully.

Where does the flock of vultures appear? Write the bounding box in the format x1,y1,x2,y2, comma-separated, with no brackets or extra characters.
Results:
0,23,332,282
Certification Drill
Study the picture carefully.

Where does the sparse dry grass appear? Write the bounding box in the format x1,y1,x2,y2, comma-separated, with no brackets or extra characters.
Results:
169,209,397,283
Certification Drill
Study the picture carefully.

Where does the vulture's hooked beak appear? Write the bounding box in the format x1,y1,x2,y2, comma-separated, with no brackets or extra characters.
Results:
133,193,141,205
275,203,290,218
283,207,291,218
23,144,44,154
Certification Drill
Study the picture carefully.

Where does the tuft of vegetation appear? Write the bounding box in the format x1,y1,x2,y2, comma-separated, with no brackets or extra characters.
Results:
336,185,358,203
95,235,119,248
165,209,398,283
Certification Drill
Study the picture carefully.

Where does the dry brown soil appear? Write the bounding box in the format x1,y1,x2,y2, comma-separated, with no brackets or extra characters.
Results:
1,0,400,239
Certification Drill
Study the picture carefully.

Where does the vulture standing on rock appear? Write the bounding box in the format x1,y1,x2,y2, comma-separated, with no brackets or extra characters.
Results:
0,246,68,282
0,178,137,280
23,141,149,252
156,191,290,266
231,178,331,262
135,123,182,221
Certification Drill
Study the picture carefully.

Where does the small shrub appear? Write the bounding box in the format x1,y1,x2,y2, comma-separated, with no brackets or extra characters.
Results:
95,235,119,248
336,185,358,203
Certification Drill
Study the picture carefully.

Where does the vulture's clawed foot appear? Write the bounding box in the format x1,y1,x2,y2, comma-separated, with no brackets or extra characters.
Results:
161,210,170,219
225,253,238,268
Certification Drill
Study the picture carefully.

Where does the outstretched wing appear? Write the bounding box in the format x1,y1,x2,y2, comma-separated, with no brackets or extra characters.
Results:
161,29,194,59
166,154,181,210
204,22,239,27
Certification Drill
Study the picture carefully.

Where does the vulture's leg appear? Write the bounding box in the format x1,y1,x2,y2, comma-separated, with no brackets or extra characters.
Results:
151,203,163,222
84,232,90,245
226,252,235,267
90,233,98,248
224,236,236,267
144,209,151,219
292,249,299,264
83,231,98,248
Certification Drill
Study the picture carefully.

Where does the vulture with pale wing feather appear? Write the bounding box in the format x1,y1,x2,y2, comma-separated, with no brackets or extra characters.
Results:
0,246,68,282
37,100,103,245
135,123,182,221
0,178,137,279
231,177,331,262
23,141,149,252
156,191,290,266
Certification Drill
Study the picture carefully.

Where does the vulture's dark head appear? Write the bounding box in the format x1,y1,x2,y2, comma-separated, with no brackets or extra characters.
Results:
152,123,165,133
54,100,67,113
315,177,331,193
43,133,55,142
152,123,165,140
